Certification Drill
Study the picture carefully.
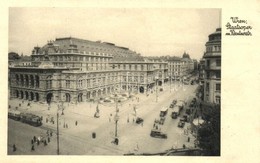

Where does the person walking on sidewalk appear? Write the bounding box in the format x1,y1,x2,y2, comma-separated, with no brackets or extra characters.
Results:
31,144,35,151
75,121,78,126
13,144,16,152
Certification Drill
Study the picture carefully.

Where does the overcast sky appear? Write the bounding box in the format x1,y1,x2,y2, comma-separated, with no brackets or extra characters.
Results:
9,8,220,60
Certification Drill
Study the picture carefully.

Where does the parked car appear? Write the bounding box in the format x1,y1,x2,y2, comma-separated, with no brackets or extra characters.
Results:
171,112,178,119
180,115,189,122
159,117,166,125
172,100,177,105
135,117,144,124
178,121,185,128
150,129,167,139
185,108,191,115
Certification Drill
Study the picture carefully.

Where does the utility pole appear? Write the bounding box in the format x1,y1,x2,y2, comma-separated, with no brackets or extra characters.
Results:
57,112,60,155
115,95,119,137
156,77,158,102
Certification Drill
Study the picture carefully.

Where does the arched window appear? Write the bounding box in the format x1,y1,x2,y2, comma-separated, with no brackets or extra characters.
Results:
25,75,29,87
30,75,34,87
35,75,39,88
15,74,19,85
66,76,70,89
46,75,52,89
77,77,83,88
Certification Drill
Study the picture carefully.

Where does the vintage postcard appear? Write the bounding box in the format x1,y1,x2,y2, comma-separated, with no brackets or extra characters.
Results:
1,0,259,163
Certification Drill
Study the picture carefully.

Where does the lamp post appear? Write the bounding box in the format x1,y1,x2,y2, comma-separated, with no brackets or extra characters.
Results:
114,95,120,140
155,76,158,103
56,111,60,155
126,72,130,95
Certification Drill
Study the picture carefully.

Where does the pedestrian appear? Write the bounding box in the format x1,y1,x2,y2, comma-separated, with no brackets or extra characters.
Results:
33,136,36,142
13,144,16,152
37,139,40,146
66,124,68,128
44,140,47,146
50,131,53,137
31,144,35,151
183,144,186,149
46,118,48,123
188,137,190,142
47,137,50,143
75,121,78,126
31,138,34,144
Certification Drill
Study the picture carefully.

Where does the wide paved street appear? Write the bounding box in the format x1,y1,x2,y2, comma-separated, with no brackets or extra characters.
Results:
8,82,199,155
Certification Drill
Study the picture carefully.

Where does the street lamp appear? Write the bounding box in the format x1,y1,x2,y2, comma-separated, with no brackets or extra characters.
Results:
113,95,120,145
155,76,159,103
126,72,130,95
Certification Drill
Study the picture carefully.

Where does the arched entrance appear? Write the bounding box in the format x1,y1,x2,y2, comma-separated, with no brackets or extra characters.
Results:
86,92,91,100
92,91,96,98
46,93,53,104
35,93,39,101
158,81,162,86
20,91,24,99
78,93,83,102
30,92,34,101
139,86,144,93
65,93,71,102
16,90,19,98
98,89,102,97
25,91,29,100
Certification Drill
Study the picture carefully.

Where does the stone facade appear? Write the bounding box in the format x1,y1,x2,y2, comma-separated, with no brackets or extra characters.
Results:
203,28,221,104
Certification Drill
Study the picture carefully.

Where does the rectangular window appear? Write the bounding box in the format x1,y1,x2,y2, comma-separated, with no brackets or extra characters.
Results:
207,72,210,79
216,71,221,78
66,80,70,88
215,96,221,104
207,60,210,68
216,59,221,66
216,83,221,92
206,83,209,92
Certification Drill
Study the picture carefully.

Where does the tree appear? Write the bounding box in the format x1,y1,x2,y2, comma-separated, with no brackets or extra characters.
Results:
197,104,220,156
8,52,20,60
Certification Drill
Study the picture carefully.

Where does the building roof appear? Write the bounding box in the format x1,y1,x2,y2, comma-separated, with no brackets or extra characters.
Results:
35,37,144,62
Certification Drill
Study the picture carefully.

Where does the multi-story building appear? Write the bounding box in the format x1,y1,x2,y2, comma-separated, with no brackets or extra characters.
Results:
198,58,206,85
167,57,184,80
203,28,221,104
9,37,168,104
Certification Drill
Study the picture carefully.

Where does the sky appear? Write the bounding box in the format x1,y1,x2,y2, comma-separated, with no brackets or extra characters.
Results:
9,8,221,60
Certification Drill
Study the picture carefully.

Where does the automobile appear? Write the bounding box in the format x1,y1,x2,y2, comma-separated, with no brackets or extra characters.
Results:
159,117,166,125
178,121,185,128
180,115,189,122
185,108,191,115
150,129,167,139
171,112,178,119
172,100,177,105
135,117,144,124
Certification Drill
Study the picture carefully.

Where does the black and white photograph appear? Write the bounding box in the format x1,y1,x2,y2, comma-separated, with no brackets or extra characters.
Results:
1,1,260,163
7,8,221,156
